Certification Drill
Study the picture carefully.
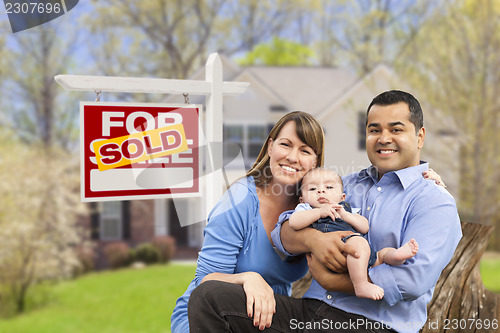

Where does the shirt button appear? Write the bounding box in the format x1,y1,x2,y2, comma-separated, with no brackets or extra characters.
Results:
377,187,382,191
326,295,332,300
367,207,371,211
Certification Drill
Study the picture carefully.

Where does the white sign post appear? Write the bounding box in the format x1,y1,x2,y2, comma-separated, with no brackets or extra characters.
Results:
55,53,249,222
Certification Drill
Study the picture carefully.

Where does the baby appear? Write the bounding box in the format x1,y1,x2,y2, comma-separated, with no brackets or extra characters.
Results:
289,167,419,300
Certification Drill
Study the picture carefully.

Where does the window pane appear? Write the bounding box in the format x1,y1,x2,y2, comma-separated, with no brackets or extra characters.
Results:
100,202,122,240
358,111,366,150
248,143,263,160
224,125,244,166
224,142,243,161
224,125,243,141
102,201,120,216
101,218,121,240
248,125,267,142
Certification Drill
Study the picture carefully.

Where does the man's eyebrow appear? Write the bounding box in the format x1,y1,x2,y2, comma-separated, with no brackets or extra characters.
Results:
367,121,406,127
389,121,406,127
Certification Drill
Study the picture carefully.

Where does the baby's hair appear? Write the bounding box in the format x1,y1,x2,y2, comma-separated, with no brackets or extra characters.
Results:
299,167,344,195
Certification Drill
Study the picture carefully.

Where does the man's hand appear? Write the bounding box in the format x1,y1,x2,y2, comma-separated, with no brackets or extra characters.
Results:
307,253,354,294
309,231,358,273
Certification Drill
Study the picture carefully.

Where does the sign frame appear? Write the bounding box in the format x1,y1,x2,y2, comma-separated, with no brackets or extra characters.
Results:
80,101,203,202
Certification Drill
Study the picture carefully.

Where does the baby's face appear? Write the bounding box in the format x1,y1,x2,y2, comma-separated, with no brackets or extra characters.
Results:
300,169,344,208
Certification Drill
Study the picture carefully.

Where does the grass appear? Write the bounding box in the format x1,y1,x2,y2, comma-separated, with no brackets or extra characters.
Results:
480,255,500,293
0,257,498,333
0,263,196,333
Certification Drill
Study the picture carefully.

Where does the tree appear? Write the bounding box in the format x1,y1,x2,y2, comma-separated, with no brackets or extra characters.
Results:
398,0,500,249
84,0,305,84
237,37,315,66
1,25,81,149
308,0,435,73
0,23,89,315
0,133,86,315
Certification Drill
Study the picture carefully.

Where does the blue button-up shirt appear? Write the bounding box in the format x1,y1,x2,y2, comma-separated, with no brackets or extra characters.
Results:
272,162,462,333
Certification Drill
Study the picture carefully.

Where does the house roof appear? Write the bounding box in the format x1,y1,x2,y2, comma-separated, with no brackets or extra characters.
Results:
166,55,357,116
165,55,457,135
242,66,357,115
316,64,398,121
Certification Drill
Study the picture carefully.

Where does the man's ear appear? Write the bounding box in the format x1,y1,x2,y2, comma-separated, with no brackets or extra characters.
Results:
417,127,425,149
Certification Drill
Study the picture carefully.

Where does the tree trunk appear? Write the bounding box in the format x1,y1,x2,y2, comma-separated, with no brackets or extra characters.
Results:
422,222,499,333
291,222,499,333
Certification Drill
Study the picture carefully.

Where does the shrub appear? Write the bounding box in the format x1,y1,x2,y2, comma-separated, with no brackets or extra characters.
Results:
103,242,131,269
74,246,96,276
151,236,176,263
131,243,160,265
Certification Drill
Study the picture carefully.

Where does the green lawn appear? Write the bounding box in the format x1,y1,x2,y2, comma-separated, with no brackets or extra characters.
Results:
0,263,196,333
0,258,498,333
480,256,500,293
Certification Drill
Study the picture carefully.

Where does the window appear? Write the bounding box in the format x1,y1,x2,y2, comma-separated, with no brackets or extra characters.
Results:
247,125,267,160
358,111,366,150
100,201,122,240
223,125,244,166
90,201,130,241
224,124,268,168
270,105,288,112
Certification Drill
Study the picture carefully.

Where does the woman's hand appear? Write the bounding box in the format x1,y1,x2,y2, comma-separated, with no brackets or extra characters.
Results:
423,168,446,188
240,271,276,330
200,271,275,330
309,231,358,273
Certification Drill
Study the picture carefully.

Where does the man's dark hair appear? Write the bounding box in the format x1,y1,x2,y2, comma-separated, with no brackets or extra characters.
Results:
366,90,423,131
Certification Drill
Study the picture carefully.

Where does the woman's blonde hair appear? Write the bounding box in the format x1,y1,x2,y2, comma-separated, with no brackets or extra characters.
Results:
245,111,324,187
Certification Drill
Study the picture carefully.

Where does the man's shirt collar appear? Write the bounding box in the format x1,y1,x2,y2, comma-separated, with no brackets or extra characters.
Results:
356,161,429,190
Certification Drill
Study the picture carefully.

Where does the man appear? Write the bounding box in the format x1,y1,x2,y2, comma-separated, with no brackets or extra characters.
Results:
188,90,462,333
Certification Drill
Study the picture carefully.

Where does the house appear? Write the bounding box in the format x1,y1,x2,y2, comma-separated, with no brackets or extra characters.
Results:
86,56,459,267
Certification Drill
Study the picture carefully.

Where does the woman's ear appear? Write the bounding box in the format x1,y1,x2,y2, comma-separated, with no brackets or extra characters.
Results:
267,139,273,156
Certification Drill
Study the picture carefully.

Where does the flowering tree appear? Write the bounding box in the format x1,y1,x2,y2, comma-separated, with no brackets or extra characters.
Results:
0,136,87,315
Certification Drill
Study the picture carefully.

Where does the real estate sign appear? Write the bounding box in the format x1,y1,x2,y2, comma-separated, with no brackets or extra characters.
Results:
80,102,201,202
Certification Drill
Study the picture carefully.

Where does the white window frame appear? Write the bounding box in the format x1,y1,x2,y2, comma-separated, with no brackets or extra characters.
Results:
99,201,123,241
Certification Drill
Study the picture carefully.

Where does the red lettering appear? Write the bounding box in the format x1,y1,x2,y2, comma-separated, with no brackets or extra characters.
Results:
160,130,182,151
99,143,121,165
121,138,144,159
143,135,162,154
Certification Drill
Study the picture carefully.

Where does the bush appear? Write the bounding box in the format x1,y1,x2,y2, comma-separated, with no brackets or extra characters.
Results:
131,243,160,265
103,242,131,269
151,236,176,263
74,246,96,276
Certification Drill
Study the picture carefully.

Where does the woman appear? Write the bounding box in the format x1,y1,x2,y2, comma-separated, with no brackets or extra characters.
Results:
171,111,331,332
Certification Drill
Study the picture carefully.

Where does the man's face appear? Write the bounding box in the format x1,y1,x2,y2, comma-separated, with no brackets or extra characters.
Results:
366,102,425,178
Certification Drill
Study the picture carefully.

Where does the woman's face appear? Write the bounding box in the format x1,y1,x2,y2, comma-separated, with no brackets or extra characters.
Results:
267,121,318,188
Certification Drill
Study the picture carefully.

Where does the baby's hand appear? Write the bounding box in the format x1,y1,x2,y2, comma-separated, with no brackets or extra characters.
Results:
332,204,347,219
318,204,341,220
